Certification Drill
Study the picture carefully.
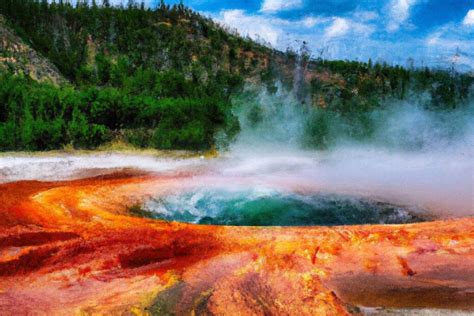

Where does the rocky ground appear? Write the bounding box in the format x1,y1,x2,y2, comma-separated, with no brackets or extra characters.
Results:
0,15,67,85
0,166,473,315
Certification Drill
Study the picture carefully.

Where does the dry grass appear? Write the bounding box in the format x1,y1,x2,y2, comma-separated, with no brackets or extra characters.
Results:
0,141,217,159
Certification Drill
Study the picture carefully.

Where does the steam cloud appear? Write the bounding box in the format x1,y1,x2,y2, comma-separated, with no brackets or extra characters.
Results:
218,83,474,217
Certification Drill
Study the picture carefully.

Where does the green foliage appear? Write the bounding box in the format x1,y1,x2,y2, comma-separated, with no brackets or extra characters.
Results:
0,72,234,151
310,60,473,112
0,1,254,151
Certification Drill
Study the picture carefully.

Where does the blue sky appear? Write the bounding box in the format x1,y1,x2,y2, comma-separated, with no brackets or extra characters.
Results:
127,0,474,70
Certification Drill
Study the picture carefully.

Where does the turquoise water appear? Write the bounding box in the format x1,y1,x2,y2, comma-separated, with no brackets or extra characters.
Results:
144,189,427,226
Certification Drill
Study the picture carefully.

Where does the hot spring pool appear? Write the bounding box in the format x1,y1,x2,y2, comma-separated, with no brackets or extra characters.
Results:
136,188,430,226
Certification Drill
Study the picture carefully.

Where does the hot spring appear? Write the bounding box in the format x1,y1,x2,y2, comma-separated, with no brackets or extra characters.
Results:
137,188,430,226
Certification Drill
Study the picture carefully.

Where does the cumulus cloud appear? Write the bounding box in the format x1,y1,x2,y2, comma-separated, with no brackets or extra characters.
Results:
386,0,417,32
216,10,329,47
463,9,474,26
353,10,379,22
425,21,474,71
301,16,328,28
216,8,377,61
324,18,350,38
324,17,374,39
260,0,303,13
210,1,472,71
217,10,284,46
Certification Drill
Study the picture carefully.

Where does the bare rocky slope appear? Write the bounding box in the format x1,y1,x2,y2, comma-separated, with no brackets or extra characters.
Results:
0,15,67,85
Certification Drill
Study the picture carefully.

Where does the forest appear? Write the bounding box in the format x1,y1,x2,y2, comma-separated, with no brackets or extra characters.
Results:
0,0,472,151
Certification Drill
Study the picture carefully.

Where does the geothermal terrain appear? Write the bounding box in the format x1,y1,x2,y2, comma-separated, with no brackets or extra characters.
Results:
0,145,473,315
1,2,473,315
1,88,473,315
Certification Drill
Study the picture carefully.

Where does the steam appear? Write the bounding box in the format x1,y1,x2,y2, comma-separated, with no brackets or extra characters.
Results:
230,83,474,152
230,84,307,151
366,101,474,152
219,83,474,216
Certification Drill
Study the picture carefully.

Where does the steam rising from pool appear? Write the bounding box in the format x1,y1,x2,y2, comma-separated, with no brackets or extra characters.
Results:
217,86,473,217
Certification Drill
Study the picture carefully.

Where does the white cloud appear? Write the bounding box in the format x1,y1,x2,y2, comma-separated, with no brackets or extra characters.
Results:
325,18,350,38
260,0,303,13
425,23,474,71
426,31,442,46
353,10,379,22
301,16,328,28
463,9,474,26
426,23,474,50
324,17,374,39
218,10,283,46
216,10,329,47
386,0,417,32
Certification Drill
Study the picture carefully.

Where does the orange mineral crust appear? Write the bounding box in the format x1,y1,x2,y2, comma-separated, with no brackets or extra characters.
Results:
0,172,473,315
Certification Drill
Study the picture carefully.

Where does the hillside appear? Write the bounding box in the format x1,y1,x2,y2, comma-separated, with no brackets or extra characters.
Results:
0,0,273,86
0,15,67,85
0,1,473,152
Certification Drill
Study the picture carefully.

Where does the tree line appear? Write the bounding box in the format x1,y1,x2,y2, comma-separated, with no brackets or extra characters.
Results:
0,72,238,150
